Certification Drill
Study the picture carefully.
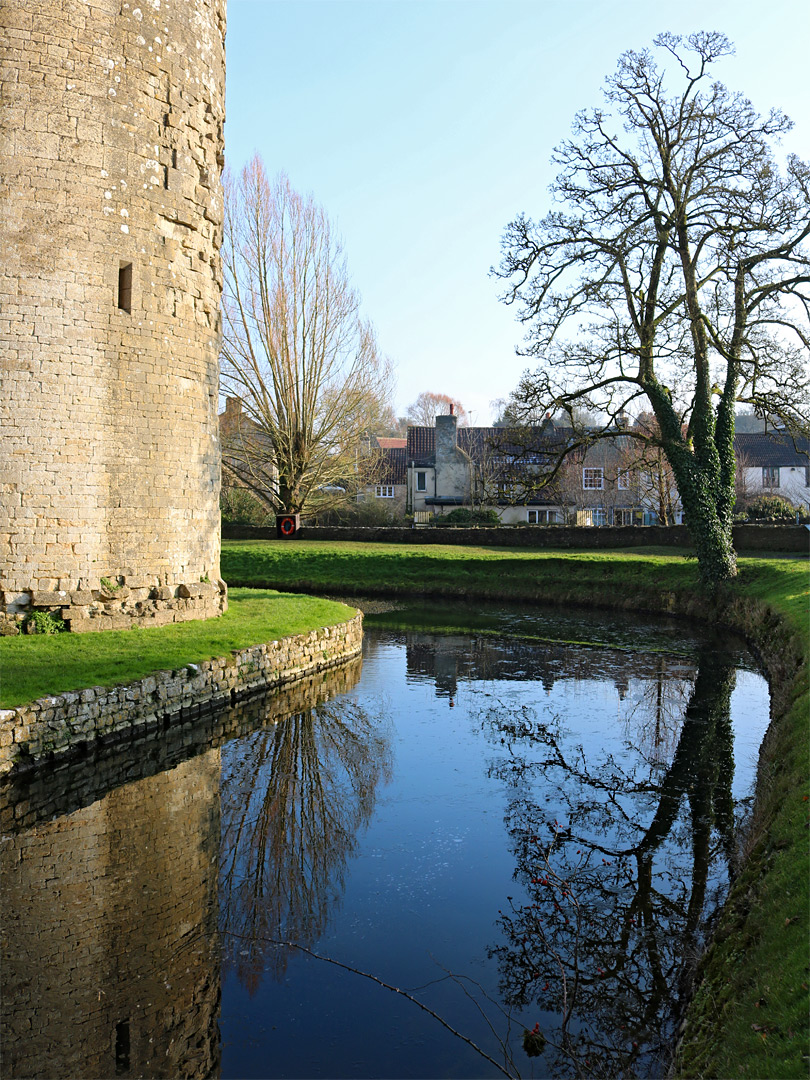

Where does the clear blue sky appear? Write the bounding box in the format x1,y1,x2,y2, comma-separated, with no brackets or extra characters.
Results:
224,0,808,423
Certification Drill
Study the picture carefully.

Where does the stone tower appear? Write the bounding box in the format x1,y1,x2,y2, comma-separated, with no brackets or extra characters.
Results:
0,0,228,631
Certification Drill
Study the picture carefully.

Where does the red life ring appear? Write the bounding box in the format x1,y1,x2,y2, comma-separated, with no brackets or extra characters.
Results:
279,516,296,536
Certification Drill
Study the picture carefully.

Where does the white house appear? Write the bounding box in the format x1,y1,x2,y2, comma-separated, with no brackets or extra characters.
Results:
735,432,810,512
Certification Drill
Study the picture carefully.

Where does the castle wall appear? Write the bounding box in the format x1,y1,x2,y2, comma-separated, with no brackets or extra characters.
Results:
0,750,222,1080
0,0,228,628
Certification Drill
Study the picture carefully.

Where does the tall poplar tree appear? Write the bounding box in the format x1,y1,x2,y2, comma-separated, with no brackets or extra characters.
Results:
221,157,393,514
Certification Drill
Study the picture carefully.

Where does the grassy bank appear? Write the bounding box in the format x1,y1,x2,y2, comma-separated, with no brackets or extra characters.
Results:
222,538,702,602
221,539,807,634
0,588,355,709
222,539,809,1078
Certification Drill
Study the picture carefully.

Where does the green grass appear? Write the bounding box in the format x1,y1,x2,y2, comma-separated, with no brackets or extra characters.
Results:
221,538,705,602
0,588,355,709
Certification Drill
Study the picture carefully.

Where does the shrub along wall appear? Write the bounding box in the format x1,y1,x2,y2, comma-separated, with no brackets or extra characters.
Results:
0,614,363,777
222,523,808,553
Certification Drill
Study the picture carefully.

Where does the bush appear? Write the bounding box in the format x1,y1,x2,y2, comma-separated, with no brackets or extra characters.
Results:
440,507,501,525
745,494,798,521
311,498,398,527
220,484,273,526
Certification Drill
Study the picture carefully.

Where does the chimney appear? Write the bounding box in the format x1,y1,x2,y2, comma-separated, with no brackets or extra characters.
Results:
435,408,459,459
449,403,455,416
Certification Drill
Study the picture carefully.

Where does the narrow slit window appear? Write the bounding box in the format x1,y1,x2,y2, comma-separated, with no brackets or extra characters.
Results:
114,1020,130,1075
117,263,132,313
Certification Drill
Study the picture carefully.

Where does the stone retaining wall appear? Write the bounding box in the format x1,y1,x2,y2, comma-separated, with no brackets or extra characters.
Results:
0,613,363,776
222,523,809,553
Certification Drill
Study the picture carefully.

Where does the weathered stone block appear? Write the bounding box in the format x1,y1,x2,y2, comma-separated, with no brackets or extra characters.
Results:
177,583,206,599
31,591,68,607
66,618,103,633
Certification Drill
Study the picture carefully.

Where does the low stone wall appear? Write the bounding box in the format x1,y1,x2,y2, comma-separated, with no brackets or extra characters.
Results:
0,613,363,776
1,578,229,635
222,523,808,553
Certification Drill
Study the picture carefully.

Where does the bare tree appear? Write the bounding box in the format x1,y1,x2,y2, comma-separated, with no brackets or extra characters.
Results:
496,32,810,584
487,647,738,1076
621,413,680,525
406,391,469,427
221,158,394,514
733,445,753,511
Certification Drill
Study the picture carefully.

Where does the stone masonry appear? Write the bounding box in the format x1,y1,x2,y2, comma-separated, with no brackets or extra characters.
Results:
0,612,364,775
1,749,222,1080
0,0,228,630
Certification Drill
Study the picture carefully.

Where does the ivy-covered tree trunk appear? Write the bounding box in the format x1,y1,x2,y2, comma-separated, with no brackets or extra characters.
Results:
647,380,738,586
671,452,737,585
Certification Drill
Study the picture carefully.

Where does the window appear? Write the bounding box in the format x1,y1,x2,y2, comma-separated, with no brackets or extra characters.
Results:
613,508,635,526
527,509,559,524
582,468,604,490
617,469,632,490
375,485,394,498
115,1020,131,1075
762,466,780,488
416,471,427,492
117,262,132,312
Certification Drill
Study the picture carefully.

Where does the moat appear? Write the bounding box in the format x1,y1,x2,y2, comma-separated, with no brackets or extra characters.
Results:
0,606,770,1079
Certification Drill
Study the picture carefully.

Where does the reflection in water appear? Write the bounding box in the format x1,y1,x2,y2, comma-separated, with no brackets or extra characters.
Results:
0,661,364,1080
486,648,740,1077
404,630,700,701
219,701,392,988
0,751,222,1080
0,619,768,1080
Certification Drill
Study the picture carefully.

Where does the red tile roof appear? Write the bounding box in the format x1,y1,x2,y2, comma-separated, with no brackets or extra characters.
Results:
377,446,407,484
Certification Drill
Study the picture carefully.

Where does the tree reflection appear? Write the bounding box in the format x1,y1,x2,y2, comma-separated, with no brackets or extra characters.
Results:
219,700,392,989
486,650,739,1078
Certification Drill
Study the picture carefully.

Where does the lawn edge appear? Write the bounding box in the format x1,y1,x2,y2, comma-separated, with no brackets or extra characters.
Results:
0,613,363,777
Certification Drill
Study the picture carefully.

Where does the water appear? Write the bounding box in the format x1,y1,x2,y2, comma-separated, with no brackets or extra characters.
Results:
0,607,769,1079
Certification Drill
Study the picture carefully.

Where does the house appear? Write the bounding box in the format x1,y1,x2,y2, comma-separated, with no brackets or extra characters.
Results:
362,441,408,515
406,407,567,523
402,408,687,525
734,432,810,511
560,432,685,526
